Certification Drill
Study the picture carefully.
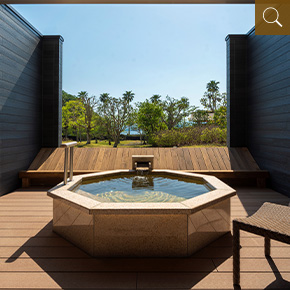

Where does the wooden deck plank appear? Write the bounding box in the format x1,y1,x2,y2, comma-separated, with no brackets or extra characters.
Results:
107,148,117,170
94,148,105,170
0,187,289,289
39,149,58,170
121,148,130,169
229,147,249,170
182,148,194,170
54,149,66,171
195,148,207,170
86,148,100,170
114,148,123,170
176,148,187,170
153,148,161,168
200,148,214,170
32,148,54,170
188,148,201,170
157,148,167,169
218,147,231,170
21,147,268,187
214,148,228,170
206,148,220,170
226,147,242,170
25,147,262,172
76,148,89,170
170,148,180,170
28,148,49,170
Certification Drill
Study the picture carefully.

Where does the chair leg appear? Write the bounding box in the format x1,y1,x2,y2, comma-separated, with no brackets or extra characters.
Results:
265,236,271,256
233,221,240,286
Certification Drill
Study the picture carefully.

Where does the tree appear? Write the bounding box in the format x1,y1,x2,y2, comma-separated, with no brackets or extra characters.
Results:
62,99,85,142
98,93,134,147
190,109,210,126
78,91,98,144
123,91,135,135
62,90,77,106
213,95,227,129
62,104,70,140
136,100,166,138
150,94,162,104
126,107,137,136
200,80,222,112
99,93,112,145
162,96,194,129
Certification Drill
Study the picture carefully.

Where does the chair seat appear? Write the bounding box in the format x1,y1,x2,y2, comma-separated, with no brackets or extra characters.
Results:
234,202,290,239
233,202,290,286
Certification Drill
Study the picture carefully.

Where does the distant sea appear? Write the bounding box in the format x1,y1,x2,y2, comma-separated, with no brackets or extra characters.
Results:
122,127,141,135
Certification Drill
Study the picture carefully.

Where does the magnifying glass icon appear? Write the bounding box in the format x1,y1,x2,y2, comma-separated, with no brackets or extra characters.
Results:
263,7,283,27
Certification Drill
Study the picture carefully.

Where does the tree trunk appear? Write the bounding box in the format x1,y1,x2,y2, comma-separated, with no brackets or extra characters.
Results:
128,126,130,135
113,136,120,148
108,139,111,145
86,131,91,144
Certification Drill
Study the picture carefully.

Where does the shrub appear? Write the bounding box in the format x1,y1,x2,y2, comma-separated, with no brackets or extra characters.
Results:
150,126,226,147
200,127,227,144
150,127,204,147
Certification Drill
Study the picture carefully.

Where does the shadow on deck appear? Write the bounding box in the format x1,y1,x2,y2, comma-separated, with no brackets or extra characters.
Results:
0,187,289,289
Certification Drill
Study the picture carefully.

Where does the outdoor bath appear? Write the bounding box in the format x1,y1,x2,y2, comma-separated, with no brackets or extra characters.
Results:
48,160,236,257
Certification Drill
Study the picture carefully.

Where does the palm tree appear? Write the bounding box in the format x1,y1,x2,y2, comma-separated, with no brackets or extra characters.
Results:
122,91,135,135
201,80,221,112
206,81,220,111
150,94,162,104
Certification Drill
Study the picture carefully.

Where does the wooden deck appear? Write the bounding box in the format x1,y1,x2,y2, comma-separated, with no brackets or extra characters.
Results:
19,147,269,186
0,187,289,289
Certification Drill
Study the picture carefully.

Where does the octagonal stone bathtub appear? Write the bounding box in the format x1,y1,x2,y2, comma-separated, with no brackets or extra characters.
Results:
48,170,236,257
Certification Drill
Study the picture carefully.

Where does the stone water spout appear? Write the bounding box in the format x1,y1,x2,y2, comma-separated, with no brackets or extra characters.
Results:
132,155,154,174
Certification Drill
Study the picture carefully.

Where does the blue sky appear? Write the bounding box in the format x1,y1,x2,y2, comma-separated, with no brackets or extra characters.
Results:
13,4,254,107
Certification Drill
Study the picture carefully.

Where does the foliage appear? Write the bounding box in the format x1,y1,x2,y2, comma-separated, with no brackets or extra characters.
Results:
136,100,166,137
98,92,134,147
200,127,227,144
200,80,224,112
150,94,162,104
151,127,204,147
161,96,195,129
62,99,85,141
78,91,98,144
213,106,227,129
190,109,210,126
62,90,77,106
123,91,135,135
150,125,226,147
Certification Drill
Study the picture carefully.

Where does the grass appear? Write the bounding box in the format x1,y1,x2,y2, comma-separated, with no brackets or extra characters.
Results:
63,139,226,148
72,140,151,148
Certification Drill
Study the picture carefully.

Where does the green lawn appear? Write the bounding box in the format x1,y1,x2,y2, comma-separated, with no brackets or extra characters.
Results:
63,139,225,148
74,140,151,148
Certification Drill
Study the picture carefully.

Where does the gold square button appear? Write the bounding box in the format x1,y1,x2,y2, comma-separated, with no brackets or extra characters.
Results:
256,0,290,35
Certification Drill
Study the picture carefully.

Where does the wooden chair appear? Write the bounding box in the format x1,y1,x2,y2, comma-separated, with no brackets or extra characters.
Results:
233,202,290,286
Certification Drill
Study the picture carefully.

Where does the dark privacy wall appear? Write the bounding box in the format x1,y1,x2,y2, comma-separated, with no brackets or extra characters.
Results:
0,5,63,195
247,29,290,196
227,28,290,197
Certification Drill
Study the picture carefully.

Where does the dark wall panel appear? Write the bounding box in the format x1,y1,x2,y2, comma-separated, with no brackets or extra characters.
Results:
0,5,42,195
247,30,290,197
226,35,248,147
42,36,63,147
0,5,63,195
226,28,290,196
247,30,290,196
